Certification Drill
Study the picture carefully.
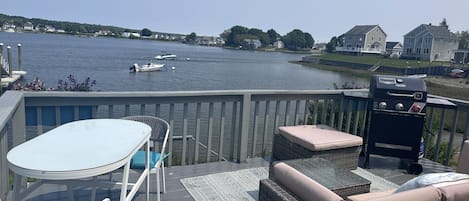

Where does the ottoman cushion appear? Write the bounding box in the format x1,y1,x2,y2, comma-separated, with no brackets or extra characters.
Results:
278,125,362,151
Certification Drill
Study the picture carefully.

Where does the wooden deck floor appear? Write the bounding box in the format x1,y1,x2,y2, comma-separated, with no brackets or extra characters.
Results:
10,155,453,201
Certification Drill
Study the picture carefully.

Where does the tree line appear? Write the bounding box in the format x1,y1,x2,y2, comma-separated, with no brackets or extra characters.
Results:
0,13,130,36
220,25,314,51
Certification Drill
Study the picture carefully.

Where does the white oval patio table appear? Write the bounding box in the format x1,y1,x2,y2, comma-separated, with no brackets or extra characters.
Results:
7,119,152,201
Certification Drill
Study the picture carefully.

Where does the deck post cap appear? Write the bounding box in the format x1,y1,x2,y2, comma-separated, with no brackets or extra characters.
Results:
17,44,21,47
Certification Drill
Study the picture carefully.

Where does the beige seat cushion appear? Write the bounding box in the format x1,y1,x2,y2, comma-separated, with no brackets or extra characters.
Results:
368,186,441,201
347,189,395,201
272,162,343,201
438,181,469,201
278,125,362,151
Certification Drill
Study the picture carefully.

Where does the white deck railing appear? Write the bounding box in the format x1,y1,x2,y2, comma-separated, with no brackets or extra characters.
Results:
0,90,468,200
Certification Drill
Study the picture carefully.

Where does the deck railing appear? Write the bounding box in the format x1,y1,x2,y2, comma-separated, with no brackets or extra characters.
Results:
0,90,468,201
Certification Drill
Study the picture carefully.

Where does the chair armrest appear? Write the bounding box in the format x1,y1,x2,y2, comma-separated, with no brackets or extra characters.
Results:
259,179,300,201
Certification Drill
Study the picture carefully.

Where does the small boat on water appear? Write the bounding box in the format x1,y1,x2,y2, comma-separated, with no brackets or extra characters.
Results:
130,63,165,72
155,53,177,60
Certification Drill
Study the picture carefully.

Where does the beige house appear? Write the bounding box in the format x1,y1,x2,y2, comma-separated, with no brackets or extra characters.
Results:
336,25,387,55
401,24,459,62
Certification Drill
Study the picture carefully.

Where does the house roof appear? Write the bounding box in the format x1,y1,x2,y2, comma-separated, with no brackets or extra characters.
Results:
427,25,458,39
386,42,400,49
345,25,383,35
405,24,458,39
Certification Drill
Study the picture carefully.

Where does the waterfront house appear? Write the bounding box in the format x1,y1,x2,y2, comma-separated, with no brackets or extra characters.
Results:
453,49,469,66
2,23,16,32
45,25,56,33
336,25,387,55
313,43,327,51
273,40,285,49
23,22,34,31
250,39,262,49
385,42,402,58
401,24,459,62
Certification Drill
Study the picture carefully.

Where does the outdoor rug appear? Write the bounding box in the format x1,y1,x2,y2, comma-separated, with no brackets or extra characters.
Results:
352,168,399,192
181,167,398,201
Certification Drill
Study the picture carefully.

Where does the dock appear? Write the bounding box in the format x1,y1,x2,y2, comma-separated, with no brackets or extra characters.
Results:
0,43,26,90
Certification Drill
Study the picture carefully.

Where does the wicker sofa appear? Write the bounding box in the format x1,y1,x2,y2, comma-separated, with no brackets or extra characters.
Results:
259,140,469,201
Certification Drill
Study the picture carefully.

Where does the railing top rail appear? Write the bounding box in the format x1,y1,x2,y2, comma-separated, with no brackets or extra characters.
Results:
428,94,469,108
0,91,23,130
21,89,364,97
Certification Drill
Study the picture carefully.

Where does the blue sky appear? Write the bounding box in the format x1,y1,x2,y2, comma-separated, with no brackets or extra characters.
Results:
1,0,468,42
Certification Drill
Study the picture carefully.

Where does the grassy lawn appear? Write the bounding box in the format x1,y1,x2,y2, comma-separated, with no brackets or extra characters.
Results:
312,53,450,68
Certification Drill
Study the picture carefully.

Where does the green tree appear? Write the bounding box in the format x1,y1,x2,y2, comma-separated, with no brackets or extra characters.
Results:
326,36,339,53
440,18,449,30
185,32,197,43
225,25,249,47
248,28,270,46
282,29,314,51
141,28,152,37
304,32,314,48
267,29,280,44
457,31,469,49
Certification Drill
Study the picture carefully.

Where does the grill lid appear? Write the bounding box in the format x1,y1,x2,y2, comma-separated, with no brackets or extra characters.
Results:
369,75,427,100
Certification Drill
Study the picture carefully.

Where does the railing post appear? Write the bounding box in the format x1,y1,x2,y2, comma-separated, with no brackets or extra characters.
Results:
12,98,26,147
238,93,251,162
0,128,8,201
17,44,22,71
7,46,12,78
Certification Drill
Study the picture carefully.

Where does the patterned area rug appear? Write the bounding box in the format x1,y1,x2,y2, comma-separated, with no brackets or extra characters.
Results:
352,168,399,192
181,167,398,201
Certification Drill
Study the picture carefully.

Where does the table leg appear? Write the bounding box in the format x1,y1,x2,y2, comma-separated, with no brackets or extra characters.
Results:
146,141,150,201
67,184,76,201
12,174,22,201
120,162,131,201
91,176,97,201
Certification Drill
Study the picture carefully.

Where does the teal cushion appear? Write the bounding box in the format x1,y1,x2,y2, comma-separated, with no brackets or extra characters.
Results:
130,150,169,169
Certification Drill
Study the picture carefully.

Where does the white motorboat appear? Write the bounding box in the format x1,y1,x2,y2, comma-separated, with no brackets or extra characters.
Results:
155,53,177,60
130,63,165,72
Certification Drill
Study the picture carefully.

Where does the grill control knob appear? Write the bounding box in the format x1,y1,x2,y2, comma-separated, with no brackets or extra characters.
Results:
378,102,387,109
395,103,404,111
411,104,422,113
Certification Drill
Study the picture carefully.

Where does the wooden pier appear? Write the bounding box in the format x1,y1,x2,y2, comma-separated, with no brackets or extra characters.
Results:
0,43,26,90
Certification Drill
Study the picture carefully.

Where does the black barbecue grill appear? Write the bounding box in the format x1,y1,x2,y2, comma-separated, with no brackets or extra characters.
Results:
363,75,427,174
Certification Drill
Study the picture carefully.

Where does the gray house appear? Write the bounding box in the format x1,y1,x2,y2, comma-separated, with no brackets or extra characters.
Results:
336,25,387,55
401,24,459,62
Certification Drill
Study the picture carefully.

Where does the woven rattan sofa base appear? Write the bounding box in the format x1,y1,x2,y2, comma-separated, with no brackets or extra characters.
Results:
272,134,360,170
259,179,300,201
259,178,370,201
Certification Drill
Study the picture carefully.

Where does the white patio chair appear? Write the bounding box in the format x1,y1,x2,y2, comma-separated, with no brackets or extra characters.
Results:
121,115,170,200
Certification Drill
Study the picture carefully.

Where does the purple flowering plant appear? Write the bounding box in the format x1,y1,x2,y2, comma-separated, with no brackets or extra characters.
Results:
13,75,96,91
56,74,96,91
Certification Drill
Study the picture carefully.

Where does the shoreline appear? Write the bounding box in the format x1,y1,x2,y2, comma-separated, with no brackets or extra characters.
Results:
294,61,469,101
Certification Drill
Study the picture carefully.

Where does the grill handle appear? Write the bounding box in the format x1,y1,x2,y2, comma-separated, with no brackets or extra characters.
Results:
386,91,414,98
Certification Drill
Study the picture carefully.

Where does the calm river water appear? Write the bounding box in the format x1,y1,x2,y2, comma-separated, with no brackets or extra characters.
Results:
0,32,367,91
